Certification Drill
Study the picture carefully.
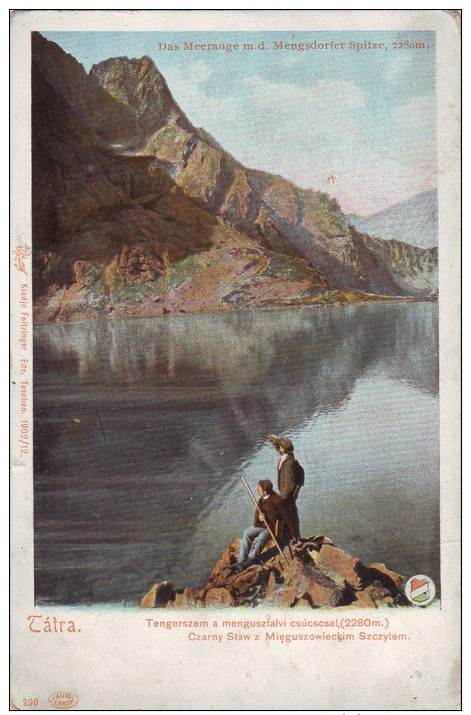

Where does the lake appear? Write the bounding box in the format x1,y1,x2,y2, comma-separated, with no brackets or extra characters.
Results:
33,302,439,605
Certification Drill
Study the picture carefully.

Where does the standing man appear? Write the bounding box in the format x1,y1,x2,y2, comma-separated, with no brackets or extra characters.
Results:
267,435,302,541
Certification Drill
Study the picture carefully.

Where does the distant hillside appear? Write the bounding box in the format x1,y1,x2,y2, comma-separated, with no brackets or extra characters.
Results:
347,190,438,249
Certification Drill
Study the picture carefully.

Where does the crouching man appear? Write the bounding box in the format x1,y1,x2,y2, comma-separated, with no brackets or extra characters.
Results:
235,479,284,571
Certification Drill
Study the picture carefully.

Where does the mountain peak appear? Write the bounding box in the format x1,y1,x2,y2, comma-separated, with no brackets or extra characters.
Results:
90,54,159,78
348,189,438,248
32,32,141,145
89,55,192,137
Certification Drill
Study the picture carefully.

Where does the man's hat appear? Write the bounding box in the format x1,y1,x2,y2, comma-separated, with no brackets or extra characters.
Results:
268,435,294,452
278,437,294,453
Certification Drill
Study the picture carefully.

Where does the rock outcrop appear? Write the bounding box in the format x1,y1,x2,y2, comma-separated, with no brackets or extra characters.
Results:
32,33,438,323
140,537,408,610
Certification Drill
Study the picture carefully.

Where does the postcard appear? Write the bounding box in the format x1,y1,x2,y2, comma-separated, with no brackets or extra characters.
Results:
10,9,461,710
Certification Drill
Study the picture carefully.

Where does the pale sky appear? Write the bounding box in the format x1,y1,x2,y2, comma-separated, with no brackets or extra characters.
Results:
43,31,437,216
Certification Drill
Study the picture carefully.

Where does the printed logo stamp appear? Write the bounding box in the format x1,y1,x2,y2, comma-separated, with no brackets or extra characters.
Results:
405,574,436,606
12,245,31,275
48,692,79,709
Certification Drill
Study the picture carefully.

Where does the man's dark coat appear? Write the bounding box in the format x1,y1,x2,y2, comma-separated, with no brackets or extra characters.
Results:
278,454,298,499
253,492,284,531
254,488,300,541
277,454,301,539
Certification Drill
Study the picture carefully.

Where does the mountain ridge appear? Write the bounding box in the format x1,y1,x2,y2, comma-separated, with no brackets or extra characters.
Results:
90,52,437,297
347,189,438,248
31,33,438,322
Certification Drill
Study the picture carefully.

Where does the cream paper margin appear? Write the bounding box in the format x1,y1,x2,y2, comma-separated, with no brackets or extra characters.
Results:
10,10,461,711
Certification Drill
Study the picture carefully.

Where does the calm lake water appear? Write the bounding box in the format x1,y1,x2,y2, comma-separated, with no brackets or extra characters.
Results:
33,303,439,605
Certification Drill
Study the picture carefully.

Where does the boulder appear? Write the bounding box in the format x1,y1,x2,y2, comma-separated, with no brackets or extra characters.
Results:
351,589,377,609
207,539,239,582
261,587,299,608
311,562,348,591
230,565,267,598
237,584,264,606
281,556,344,607
140,581,176,609
312,543,366,590
353,581,394,609
303,535,329,552
166,588,204,609
281,556,307,587
204,587,236,608
304,581,343,608
265,569,283,599
368,563,404,593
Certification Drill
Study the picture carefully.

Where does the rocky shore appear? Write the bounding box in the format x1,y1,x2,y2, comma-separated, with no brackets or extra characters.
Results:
140,536,408,610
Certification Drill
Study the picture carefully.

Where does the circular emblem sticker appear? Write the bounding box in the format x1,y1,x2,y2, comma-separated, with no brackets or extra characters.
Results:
405,574,436,606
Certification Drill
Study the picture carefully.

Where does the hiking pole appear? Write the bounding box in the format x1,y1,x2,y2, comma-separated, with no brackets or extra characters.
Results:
240,476,289,564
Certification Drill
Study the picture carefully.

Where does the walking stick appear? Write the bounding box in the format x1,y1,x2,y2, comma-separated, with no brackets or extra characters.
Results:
240,476,289,564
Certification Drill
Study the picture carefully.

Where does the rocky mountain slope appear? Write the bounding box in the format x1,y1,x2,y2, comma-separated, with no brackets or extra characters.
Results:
140,535,410,609
348,189,438,249
33,34,344,322
91,54,437,298
32,33,437,322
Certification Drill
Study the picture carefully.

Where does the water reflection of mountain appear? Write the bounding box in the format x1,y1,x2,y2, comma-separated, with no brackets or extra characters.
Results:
33,303,437,602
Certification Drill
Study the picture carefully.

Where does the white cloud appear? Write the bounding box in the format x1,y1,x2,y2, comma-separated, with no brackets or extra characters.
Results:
235,75,366,175
390,94,436,172
233,75,365,179
392,94,436,132
184,60,212,86
245,76,365,128
385,54,414,84
278,54,303,69
163,60,239,129
317,148,435,215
